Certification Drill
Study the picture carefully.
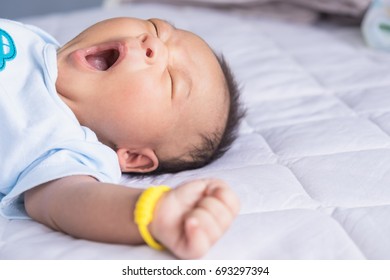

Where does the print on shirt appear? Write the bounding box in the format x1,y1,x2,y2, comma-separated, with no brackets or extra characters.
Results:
0,29,17,71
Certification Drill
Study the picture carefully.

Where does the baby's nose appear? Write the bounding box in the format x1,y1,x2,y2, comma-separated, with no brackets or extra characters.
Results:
139,33,165,65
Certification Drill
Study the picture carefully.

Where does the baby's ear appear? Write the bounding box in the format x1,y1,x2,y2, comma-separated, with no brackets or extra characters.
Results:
116,148,159,173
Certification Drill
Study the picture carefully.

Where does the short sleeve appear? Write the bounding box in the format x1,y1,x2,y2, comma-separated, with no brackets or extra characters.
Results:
0,137,121,219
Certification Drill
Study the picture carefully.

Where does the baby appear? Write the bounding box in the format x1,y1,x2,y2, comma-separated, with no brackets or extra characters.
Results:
0,17,243,259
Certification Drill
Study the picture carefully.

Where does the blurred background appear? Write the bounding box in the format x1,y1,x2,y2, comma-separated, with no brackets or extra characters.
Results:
1,0,382,50
0,0,107,19
0,0,371,25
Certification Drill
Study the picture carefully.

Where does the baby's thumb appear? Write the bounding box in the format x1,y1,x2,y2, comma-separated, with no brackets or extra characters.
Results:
181,217,209,259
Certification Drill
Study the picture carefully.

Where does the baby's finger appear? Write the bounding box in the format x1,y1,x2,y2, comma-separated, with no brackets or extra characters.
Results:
207,187,240,217
181,217,210,259
204,179,230,195
189,207,223,242
197,196,234,231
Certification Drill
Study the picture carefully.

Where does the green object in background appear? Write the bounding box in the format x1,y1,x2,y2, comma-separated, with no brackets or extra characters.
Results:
361,0,390,51
379,23,390,32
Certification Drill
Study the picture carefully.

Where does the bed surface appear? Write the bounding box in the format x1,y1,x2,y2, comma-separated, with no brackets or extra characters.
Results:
1,2,390,259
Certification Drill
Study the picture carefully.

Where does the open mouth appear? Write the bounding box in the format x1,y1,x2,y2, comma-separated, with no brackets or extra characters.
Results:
84,43,122,71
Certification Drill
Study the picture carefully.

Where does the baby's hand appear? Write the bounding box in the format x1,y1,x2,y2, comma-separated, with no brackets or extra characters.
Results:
149,179,240,259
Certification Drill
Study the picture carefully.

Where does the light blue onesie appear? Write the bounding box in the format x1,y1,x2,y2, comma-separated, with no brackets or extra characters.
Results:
0,19,121,219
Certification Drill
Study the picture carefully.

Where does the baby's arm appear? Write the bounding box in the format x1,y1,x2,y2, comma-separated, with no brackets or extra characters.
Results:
24,176,239,259
25,176,145,245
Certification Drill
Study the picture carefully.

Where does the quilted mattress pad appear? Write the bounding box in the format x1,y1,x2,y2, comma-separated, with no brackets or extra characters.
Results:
1,2,390,259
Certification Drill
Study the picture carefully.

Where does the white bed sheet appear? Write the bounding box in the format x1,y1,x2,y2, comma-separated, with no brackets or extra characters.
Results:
1,2,390,259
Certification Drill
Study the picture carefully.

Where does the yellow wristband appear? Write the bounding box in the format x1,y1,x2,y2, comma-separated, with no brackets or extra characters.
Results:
134,185,171,250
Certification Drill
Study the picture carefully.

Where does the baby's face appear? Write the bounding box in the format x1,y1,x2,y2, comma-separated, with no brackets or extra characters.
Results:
56,17,228,170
